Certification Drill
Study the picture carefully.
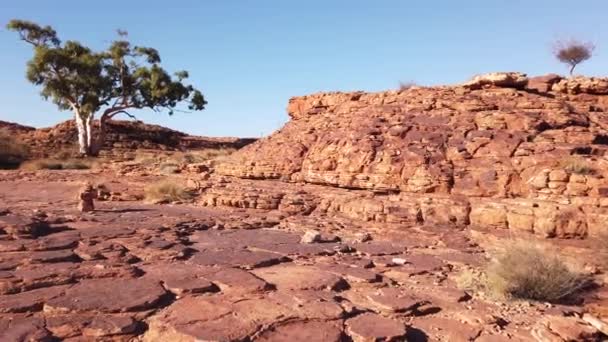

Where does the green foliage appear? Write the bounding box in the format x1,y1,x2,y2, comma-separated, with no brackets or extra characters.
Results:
7,19,207,128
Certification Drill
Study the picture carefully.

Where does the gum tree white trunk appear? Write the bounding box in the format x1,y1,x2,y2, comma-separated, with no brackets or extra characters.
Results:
85,115,94,153
74,113,88,155
74,112,94,156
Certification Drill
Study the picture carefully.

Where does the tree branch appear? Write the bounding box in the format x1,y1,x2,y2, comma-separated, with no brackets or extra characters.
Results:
108,110,138,120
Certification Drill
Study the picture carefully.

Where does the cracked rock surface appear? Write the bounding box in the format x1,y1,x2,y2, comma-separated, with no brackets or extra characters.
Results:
1,75,607,341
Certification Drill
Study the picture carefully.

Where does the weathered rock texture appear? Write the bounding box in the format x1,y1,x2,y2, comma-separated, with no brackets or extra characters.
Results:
1,73,607,341
1,119,256,158
216,73,608,238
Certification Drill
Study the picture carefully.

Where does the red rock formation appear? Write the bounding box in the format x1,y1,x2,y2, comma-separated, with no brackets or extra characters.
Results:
2,119,256,158
215,73,608,238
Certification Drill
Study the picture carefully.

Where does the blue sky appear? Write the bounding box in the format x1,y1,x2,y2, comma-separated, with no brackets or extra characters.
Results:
1,1,606,137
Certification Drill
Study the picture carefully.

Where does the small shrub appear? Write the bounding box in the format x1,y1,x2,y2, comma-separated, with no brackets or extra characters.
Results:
486,241,589,302
398,81,417,91
159,162,181,174
561,158,594,175
0,129,30,169
455,268,486,293
173,149,236,164
144,180,193,204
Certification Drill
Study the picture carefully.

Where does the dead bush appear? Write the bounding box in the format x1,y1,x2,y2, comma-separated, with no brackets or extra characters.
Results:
553,39,595,75
486,240,590,302
144,180,194,204
0,129,30,169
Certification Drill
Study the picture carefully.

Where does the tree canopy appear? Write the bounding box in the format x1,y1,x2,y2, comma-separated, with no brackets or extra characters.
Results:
7,19,206,155
553,39,595,76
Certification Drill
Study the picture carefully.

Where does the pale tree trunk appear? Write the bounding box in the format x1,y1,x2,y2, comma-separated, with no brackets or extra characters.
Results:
74,112,90,156
85,115,94,153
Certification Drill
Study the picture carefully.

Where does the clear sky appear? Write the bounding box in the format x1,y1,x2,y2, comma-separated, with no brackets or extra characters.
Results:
1,1,607,137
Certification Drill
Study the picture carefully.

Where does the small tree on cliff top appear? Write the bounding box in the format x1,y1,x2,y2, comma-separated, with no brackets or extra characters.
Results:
7,20,207,156
553,39,595,76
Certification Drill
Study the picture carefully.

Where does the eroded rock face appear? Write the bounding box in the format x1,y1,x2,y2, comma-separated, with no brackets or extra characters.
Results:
215,74,608,238
1,73,607,341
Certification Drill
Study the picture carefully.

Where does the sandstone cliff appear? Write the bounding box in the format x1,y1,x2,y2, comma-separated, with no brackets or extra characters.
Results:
214,73,608,239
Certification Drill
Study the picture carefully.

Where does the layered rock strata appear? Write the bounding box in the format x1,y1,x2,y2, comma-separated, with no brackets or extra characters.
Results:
214,73,608,238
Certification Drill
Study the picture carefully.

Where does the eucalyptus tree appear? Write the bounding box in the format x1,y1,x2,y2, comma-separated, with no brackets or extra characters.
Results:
7,20,206,156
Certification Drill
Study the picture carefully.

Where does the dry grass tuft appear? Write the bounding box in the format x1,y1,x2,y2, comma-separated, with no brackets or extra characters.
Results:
20,158,95,171
485,240,590,302
561,158,595,175
0,129,30,169
133,148,236,172
144,180,194,204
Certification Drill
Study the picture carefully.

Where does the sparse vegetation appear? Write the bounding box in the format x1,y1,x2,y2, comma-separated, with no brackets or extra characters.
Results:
144,180,194,203
398,81,417,91
561,158,595,175
20,158,94,171
455,268,486,293
158,162,181,174
0,129,30,169
485,240,590,302
134,148,235,172
553,39,595,76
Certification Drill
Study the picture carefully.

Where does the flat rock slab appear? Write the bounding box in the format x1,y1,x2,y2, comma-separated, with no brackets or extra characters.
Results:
3,249,78,265
188,249,288,269
320,264,381,283
253,264,349,291
354,242,405,256
256,243,340,257
46,314,139,339
257,320,344,342
190,229,301,250
144,295,292,341
0,316,54,342
383,254,446,280
204,267,272,293
25,231,80,251
141,264,218,295
346,313,408,342
367,287,428,314
145,292,345,341
44,278,166,313
0,285,69,313
411,316,483,341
